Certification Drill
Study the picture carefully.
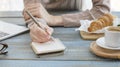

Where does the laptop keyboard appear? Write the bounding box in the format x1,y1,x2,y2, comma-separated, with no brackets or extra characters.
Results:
0,31,9,38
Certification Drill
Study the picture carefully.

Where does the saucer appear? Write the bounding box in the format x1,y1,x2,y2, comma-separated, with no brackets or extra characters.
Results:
96,37,120,50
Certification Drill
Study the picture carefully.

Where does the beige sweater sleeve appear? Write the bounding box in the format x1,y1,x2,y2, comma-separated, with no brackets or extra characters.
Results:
62,0,110,27
24,0,76,10
23,0,110,27
24,0,40,6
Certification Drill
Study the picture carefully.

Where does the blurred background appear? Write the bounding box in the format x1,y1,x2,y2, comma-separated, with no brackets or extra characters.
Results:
0,0,119,33
0,0,119,12
0,0,23,11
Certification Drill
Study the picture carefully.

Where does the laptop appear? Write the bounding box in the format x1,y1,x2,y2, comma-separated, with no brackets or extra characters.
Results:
31,38,66,55
0,20,29,41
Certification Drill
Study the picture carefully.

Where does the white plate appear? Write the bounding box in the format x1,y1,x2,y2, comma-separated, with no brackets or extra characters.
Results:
96,37,120,50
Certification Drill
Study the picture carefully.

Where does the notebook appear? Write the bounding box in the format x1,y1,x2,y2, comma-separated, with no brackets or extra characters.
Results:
31,38,66,54
0,20,28,41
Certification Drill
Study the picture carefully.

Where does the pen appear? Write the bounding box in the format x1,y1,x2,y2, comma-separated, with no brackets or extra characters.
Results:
25,10,54,40
25,10,45,30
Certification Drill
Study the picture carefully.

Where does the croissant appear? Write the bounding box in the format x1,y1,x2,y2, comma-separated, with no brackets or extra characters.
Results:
88,13,114,32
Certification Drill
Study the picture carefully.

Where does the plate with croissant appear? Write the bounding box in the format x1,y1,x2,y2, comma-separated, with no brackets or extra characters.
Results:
78,13,115,40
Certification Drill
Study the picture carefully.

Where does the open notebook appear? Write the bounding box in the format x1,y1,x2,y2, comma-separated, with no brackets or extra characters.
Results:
31,38,66,54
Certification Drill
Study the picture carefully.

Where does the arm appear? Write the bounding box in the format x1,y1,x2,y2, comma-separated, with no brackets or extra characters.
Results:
23,0,54,43
60,0,110,27
23,0,110,27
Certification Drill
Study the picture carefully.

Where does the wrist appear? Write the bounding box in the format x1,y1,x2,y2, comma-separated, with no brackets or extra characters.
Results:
47,15,63,26
53,16,63,26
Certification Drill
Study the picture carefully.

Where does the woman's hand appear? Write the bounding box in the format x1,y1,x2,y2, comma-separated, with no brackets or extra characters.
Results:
23,3,50,21
23,3,63,26
23,3,54,43
29,22,54,43
23,3,41,20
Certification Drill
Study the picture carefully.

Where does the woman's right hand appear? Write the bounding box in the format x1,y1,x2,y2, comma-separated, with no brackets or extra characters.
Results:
29,22,54,43
23,3,41,21
23,3,63,26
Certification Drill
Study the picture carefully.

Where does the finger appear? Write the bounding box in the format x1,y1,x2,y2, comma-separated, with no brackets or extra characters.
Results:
30,32,45,43
23,12,30,20
30,24,50,39
35,25,52,39
31,32,50,43
28,8,41,18
24,9,41,20
30,23,51,38
31,27,51,41
24,6,41,20
30,33,41,42
24,8,41,20
45,26,54,35
29,23,35,30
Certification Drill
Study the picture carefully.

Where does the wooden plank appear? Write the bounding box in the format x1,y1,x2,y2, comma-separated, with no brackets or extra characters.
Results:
0,60,119,67
0,28,112,61
0,12,120,62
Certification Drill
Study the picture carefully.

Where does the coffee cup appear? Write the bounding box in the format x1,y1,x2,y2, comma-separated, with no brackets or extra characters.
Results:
105,26,120,48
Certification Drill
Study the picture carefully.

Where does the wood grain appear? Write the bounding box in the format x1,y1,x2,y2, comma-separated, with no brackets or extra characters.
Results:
0,11,120,67
80,31,104,40
90,42,120,59
0,60,119,67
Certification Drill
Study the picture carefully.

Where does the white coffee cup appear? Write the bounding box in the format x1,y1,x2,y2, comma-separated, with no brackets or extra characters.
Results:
105,27,120,48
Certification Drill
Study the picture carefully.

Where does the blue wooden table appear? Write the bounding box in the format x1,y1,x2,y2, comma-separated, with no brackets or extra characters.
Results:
0,11,119,67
